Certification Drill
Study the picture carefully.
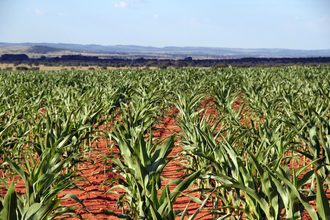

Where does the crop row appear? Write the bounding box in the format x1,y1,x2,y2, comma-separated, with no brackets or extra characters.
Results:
0,66,329,219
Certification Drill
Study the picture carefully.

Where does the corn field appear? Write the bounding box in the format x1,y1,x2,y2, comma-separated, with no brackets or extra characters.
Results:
0,66,329,219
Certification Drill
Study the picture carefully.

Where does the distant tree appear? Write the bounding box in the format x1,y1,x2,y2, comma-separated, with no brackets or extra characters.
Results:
1,54,29,61
4,67,13,71
183,57,193,61
16,66,29,71
30,66,40,71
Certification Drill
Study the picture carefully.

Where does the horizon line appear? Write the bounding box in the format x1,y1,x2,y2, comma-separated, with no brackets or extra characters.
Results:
1,41,330,51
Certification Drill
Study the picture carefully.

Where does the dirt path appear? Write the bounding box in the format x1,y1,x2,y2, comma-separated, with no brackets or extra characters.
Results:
155,112,213,219
59,138,119,220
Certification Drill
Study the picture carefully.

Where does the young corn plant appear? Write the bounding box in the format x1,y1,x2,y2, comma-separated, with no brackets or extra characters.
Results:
1,143,84,219
107,90,200,219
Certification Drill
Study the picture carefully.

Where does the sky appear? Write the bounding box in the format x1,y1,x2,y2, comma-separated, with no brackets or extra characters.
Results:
0,0,329,49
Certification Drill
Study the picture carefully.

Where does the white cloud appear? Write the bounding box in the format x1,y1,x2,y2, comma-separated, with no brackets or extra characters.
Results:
113,0,147,9
113,1,129,8
34,8,44,16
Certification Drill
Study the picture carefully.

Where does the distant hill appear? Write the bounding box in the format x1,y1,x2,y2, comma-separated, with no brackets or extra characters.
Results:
0,42,330,58
27,45,64,54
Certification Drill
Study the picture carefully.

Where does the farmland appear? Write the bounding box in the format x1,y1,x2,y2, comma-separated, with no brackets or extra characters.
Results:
0,66,329,219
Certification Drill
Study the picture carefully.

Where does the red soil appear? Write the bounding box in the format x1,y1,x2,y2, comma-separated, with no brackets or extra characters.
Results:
1,98,328,220
58,138,119,220
57,107,214,219
155,113,213,219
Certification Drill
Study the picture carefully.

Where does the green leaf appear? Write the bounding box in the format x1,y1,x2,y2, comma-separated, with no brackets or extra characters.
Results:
6,157,27,184
170,170,201,203
188,193,212,220
31,199,60,220
22,203,42,219
62,194,89,213
315,172,330,220
0,181,18,220
275,168,318,220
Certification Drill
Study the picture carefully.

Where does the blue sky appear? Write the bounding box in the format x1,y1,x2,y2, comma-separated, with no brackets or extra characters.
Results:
0,0,329,49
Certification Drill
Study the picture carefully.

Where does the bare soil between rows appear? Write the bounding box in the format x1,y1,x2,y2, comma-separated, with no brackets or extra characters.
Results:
1,99,329,219
59,108,213,220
